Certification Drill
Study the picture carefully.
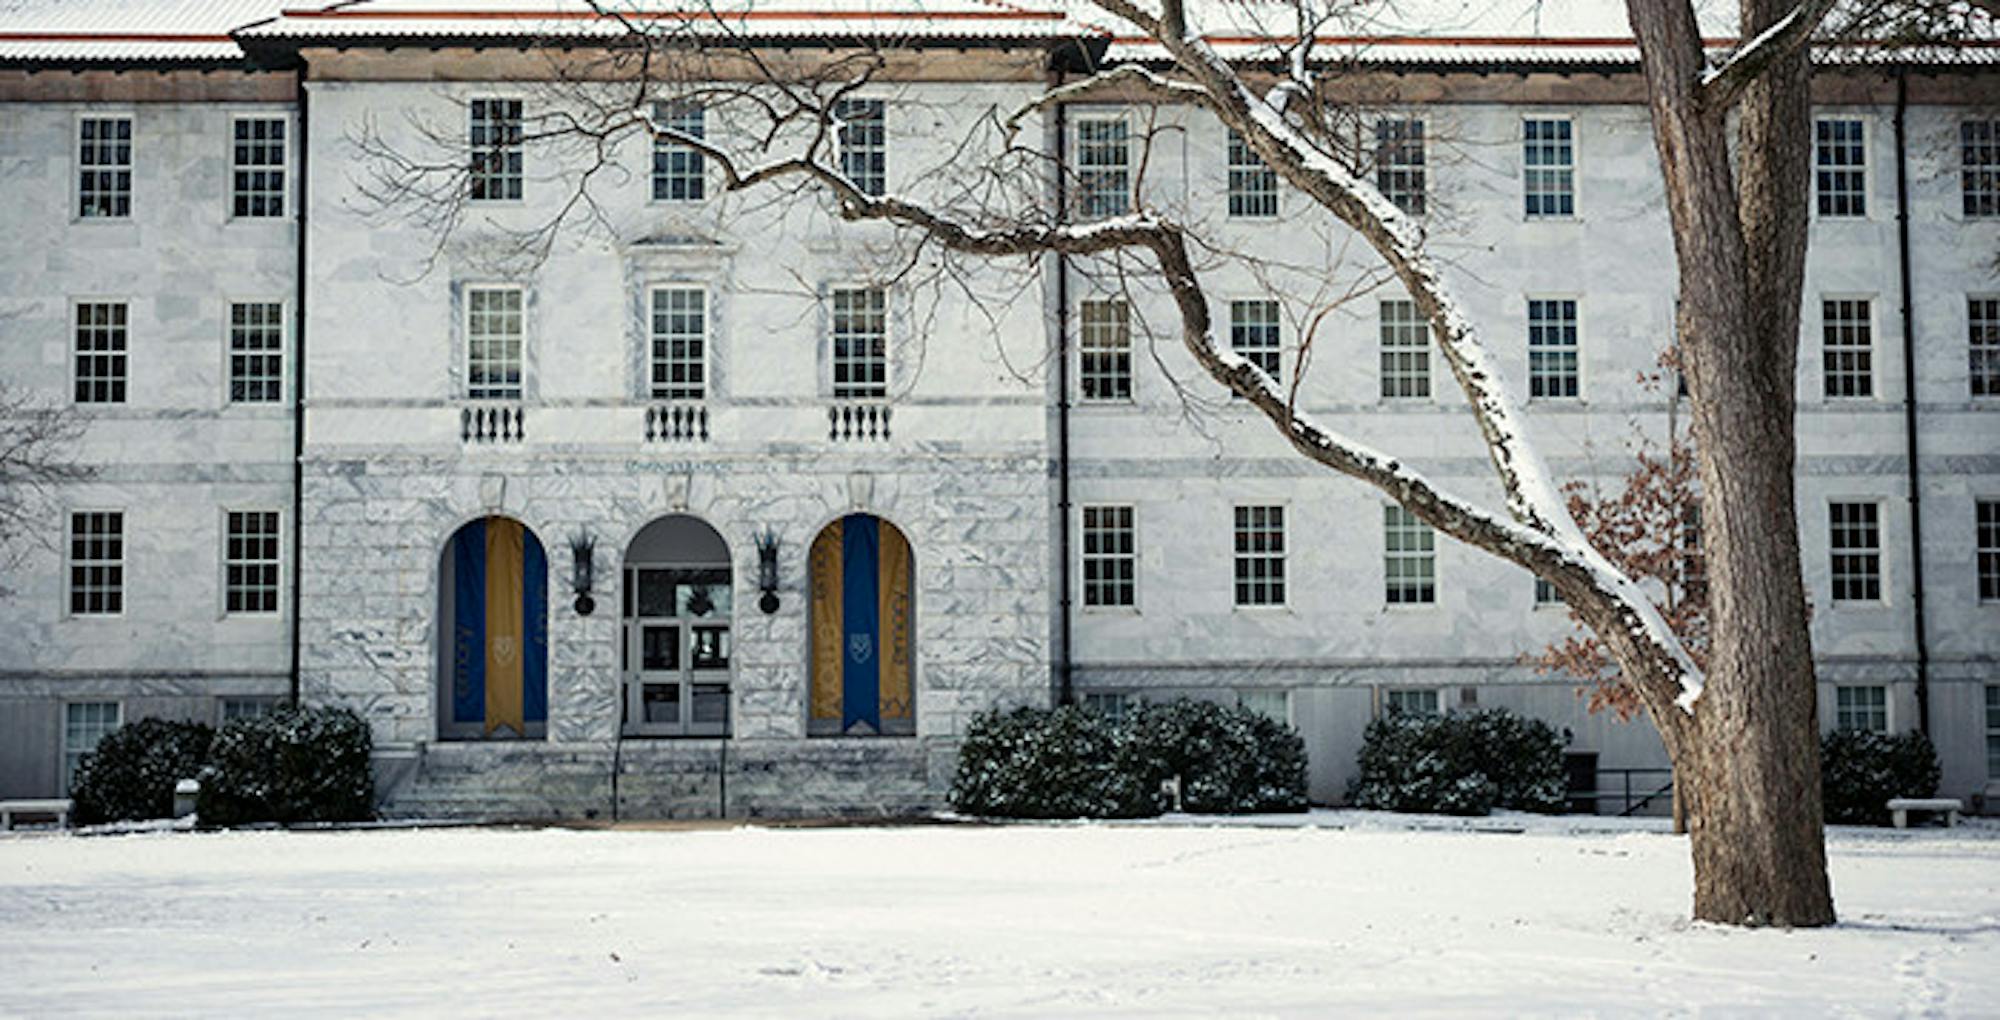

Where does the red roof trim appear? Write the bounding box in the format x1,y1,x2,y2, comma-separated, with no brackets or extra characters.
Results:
0,32,237,43
276,7,1066,21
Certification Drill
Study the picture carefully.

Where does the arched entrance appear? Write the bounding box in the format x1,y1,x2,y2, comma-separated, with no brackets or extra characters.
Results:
808,514,914,737
436,516,548,740
622,515,732,737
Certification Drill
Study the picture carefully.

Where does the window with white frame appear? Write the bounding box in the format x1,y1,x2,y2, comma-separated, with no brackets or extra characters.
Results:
830,286,887,399
649,287,706,401
1962,120,1999,218
77,116,132,219
1227,129,1277,218
1385,688,1440,716
220,697,280,723
1079,299,1132,402
1237,689,1290,724
1829,501,1883,603
1233,505,1285,607
1522,117,1574,218
228,301,284,404
1971,297,2000,397
1081,504,1136,609
68,511,123,616
1374,117,1426,215
651,102,705,202
1835,684,1888,733
1230,299,1282,384
465,286,524,400
1384,505,1436,605
1379,299,1430,399
1077,116,1131,219
1987,685,2000,778
468,98,524,202
1535,576,1563,606
74,301,127,404
1527,298,1580,399
1822,298,1873,398
834,98,885,197
1978,500,1999,602
62,702,121,793
224,510,281,614
1814,117,1866,217
1083,691,1132,724
230,116,286,218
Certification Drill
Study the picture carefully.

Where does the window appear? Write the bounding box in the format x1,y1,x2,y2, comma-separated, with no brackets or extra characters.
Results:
469,98,524,202
1374,117,1425,215
1077,116,1131,219
1535,577,1563,606
1522,117,1574,218
1385,688,1440,716
1227,129,1277,218
220,697,280,723
1835,685,1888,733
1987,685,2000,779
1971,297,2000,397
1233,505,1285,607
830,287,887,399
834,99,885,198
62,702,121,793
224,510,281,614
74,302,128,404
650,102,705,202
649,287,706,400
1963,120,1999,218
1384,505,1436,605
1822,299,1873,398
230,116,286,218
1379,299,1430,399
1814,117,1866,218
1079,299,1132,401
1829,501,1883,603
1230,299,1281,384
1237,689,1290,724
1081,504,1136,609
465,287,524,400
1083,691,1132,724
77,116,132,218
68,511,123,616
1528,298,1580,399
1978,500,1999,602
228,301,284,404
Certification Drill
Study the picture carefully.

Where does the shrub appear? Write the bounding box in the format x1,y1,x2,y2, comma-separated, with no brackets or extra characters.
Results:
1821,729,1940,826
196,706,375,828
1122,699,1309,814
1347,708,1567,817
948,705,1155,819
70,717,214,825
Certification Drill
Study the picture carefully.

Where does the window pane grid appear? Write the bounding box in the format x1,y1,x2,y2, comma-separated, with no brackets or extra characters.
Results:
1384,505,1436,605
1971,298,2000,397
649,288,706,400
1081,505,1136,608
469,98,524,202
1523,118,1574,218
651,102,706,202
1829,501,1882,602
1534,577,1563,605
835,99,885,198
831,287,887,399
1527,298,1579,399
1386,688,1440,716
1822,299,1874,398
1079,299,1132,401
1835,685,1888,733
1227,129,1277,218
231,116,286,218
1230,299,1281,383
1978,500,2000,602
74,302,128,404
63,702,121,793
1964,120,2000,218
1077,117,1130,219
1374,118,1426,215
1233,505,1285,606
466,287,524,400
78,116,132,218
1379,299,1430,399
1986,685,2000,778
225,510,281,614
229,301,284,403
1815,118,1866,217
69,511,123,615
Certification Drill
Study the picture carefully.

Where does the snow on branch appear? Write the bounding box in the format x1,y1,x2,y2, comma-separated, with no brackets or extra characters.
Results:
1700,0,1841,112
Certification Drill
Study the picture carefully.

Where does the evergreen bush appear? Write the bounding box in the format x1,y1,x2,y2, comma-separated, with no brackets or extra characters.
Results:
1821,728,1940,826
196,706,375,827
1122,699,1310,814
69,717,214,825
1347,707,1567,816
948,705,1155,819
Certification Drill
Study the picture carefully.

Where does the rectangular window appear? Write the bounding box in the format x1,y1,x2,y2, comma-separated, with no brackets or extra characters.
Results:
1835,685,1888,733
224,510,281,614
1230,299,1281,384
1384,505,1436,605
1971,297,2000,397
1227,129,1277,218
1081,504,1136,609
468,98,524,202
465,286,524,400
230,116,286,218
1963,120,1999,218
1077,116,1131,219
1527,298,1580,399
1522,117,1574,218
1978,500,2000,602
1237,689,1290,724
1534,577,1563,606
1083,691,1131,724
68,511,123,616
830,287,887,399
651,102,706,202
834,99,885,198
1233,505,1285,607
1385,688,1440,716
1987,685,2000,778
1379,299,1430,399
1374,117,1426,215
1815,117,1866,218
649,287,706,400
228,301,284,404
62,702,121,793
1822,298,1874,399
1829,501,1883,603
220,697,280,723
77,116,132,219
1079,299,1132,402
74,302,128,405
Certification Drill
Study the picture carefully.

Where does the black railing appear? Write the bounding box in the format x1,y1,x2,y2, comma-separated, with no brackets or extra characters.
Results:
1567,767,1674,817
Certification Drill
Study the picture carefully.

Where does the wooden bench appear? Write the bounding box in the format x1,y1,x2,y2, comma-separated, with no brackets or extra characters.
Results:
1887,797,1962,829
0,798,74,830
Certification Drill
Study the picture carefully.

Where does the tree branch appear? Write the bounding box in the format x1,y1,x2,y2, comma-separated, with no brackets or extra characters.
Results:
1700,0,1840,112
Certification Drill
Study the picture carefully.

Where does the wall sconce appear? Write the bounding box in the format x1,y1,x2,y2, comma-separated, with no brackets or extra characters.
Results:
755,528,782,614
570,531,597,616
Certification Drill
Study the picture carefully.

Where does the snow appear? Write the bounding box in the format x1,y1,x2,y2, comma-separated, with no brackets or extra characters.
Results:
4,813,1998,1016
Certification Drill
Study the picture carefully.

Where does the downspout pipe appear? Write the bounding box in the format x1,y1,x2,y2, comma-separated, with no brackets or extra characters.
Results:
1051,64,1075,706
288,67,309,707
1894,69,1931,736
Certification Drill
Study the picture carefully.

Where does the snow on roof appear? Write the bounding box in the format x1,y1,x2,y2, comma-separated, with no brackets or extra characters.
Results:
0,0,281,63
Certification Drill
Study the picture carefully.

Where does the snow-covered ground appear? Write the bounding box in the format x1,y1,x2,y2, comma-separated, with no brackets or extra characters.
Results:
3,812,1997,1016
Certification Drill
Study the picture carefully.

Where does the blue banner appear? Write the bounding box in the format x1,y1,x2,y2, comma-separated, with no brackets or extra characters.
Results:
841,514,881,733
524,529,548,723
451,518,486,724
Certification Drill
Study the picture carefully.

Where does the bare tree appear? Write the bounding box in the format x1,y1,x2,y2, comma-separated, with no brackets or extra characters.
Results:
0,381,90,597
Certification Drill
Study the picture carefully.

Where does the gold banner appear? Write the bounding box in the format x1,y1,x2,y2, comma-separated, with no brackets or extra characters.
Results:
485,516,526,736
808,520,844,722
878,521,912,721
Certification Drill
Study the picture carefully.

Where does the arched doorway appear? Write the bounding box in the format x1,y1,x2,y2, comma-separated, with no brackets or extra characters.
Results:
808,514,914,737
436,516,548,740
622,515,732,737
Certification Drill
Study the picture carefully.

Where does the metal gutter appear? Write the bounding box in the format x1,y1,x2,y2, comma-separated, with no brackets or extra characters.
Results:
288,67,308,706
1052,62,1074,707
1893,69,1931,735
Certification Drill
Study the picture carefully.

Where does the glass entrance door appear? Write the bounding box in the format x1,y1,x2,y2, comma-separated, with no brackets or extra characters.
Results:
622,566,731,737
